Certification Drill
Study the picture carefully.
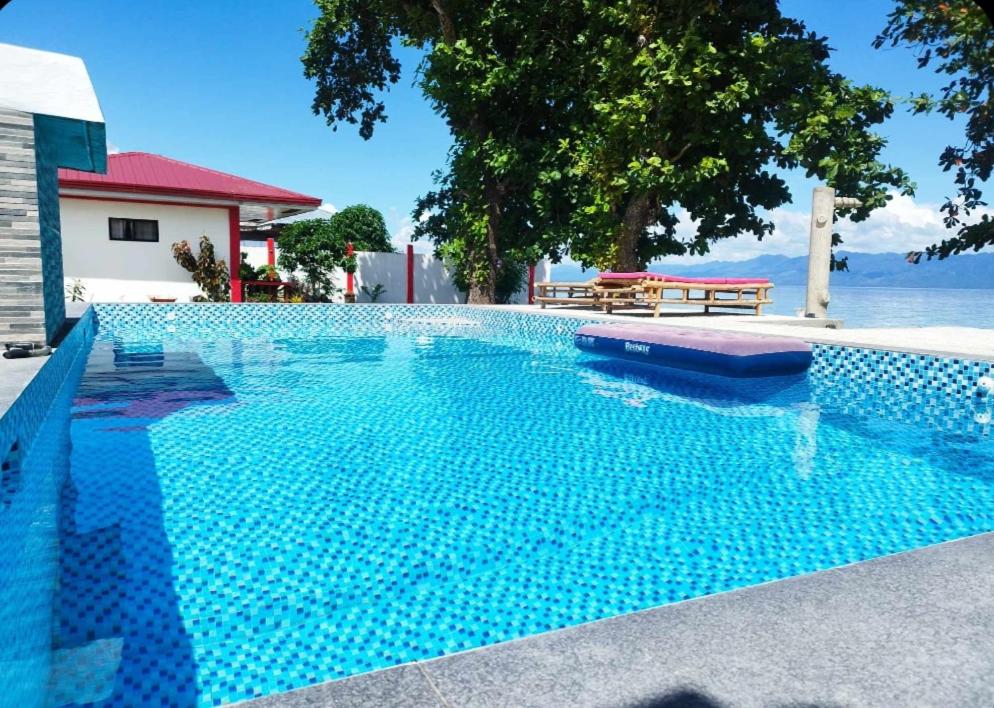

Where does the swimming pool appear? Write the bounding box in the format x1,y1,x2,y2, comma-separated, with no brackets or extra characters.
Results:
3,304,993,706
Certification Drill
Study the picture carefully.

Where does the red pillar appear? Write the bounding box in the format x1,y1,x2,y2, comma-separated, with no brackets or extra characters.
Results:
266,237,275,267
346,242,355,297
228,206,242,302
528,263,536,304
406,244,414,304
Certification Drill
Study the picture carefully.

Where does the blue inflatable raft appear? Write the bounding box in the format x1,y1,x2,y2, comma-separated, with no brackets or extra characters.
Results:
574,323,812,377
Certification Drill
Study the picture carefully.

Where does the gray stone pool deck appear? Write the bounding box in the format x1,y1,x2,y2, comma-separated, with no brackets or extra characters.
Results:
0,353,46,417
241,531,994,708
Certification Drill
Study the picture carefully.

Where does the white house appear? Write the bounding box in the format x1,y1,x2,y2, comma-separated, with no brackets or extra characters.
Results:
58,152,321,302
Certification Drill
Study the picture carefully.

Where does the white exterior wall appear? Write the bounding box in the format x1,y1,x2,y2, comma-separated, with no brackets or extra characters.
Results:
345,252,463,304
241,239,271,271
59,201,550,305
343,252,549,304
59,197,230,302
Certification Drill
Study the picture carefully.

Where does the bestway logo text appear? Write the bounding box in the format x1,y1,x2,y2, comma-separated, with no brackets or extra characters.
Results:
624,341,650,355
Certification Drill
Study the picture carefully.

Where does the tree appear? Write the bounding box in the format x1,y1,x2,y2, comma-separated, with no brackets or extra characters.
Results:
562,1,913,272
172,235,230,302
277,205,394,300
874,1,994,262
328,204,394,253
277,219,346,300
304,1,580,303
304,1,913,290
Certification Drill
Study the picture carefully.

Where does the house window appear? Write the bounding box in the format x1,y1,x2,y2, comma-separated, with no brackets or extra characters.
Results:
109,217,159,242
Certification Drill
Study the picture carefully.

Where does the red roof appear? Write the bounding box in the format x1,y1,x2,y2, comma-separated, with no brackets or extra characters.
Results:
58,152,322,207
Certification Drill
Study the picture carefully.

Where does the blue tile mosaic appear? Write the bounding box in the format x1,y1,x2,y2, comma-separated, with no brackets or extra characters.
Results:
2,304,993,707
0,308,94,707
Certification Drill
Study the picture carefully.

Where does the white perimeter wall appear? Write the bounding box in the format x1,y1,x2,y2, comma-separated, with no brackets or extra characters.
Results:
243,241,549,304
60,197,229,302
60,199,552,305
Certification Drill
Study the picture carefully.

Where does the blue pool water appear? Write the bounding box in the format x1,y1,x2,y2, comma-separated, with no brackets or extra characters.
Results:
8,305,994,706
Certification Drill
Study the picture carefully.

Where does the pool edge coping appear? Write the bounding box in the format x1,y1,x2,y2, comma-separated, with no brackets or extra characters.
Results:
235,529,994,707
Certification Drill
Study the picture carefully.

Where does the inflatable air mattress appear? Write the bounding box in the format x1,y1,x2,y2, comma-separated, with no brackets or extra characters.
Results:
574,323,812,377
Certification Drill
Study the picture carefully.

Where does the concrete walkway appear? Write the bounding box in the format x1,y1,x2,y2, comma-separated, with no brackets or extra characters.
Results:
0,353,47,418
241,532,994,708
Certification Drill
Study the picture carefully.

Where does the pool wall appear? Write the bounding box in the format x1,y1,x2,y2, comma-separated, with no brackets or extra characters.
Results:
0,308,95,706
88,303,993,433
0,303,991,706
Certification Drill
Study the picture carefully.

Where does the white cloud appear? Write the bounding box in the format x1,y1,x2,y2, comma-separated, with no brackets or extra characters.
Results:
393,216,415,245
390,214,434,253
107,141,121,155
656,192,990,264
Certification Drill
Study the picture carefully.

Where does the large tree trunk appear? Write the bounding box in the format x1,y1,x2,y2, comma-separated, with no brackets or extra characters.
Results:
613,193,652,272
467,180,502,304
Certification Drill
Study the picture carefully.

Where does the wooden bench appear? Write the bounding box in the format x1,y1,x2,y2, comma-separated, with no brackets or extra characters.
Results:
535,280,598,307
640,280,773,316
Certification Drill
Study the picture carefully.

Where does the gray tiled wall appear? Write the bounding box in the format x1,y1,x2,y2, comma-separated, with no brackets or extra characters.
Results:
0,109,46,345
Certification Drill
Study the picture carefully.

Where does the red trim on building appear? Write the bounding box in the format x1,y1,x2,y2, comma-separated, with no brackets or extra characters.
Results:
228,206,242,302
528,264,536,305
59,193,234,210
406,245,415,304
267,238,276,267
59,152,322,208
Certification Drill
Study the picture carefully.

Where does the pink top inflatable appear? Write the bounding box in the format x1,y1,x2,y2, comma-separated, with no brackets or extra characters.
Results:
574,323,811,376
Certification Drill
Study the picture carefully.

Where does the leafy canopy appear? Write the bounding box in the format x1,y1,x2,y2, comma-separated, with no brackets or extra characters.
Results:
304,1,582,301
562,1,913,271
277,204,394,299
304,1,914,287
874,1,994,261
328,204,393,253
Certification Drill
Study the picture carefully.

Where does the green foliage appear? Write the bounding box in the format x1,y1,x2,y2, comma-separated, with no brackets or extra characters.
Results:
874,1,994,261
562,1,912,271
172,235,230,302
305,1,576,302
330,204,393,253
276,219,343,300
239,252,279,282
304,1,913,289
437,239,526,304
359,282,386,302
277,204,392,300
239,251,257,282
64,278,86,302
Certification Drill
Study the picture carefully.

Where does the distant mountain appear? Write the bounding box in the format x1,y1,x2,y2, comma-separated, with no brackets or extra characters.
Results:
551,251,994,289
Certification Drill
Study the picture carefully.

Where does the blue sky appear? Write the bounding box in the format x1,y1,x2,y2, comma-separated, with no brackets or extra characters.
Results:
0,0,971,261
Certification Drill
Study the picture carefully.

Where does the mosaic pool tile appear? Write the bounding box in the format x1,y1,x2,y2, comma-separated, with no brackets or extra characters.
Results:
1,304,992,706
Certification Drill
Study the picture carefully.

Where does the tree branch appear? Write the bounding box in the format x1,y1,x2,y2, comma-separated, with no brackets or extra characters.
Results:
431,0,456,43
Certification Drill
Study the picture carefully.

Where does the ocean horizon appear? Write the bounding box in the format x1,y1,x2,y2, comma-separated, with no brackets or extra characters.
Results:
732,284,994,329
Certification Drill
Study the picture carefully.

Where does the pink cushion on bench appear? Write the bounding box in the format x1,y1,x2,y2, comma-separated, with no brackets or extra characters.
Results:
660,275,770,285
601,272,770,285
599,271,667,280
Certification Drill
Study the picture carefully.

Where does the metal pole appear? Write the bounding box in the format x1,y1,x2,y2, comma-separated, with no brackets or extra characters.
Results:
805,186,835,318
